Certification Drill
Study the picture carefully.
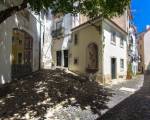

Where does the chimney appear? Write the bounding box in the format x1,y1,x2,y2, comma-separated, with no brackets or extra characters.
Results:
146,25,150,30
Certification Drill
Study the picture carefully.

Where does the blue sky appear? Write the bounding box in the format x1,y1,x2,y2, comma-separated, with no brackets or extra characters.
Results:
131,0,150,32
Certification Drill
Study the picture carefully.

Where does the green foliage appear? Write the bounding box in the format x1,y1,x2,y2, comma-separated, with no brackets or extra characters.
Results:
27,0,130,18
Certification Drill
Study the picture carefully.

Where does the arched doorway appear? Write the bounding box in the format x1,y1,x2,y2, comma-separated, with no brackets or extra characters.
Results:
86,43,98,73
11,28,33,78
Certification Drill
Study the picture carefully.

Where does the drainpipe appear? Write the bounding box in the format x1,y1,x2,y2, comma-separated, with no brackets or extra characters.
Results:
39,13,42,70
101,20,104,84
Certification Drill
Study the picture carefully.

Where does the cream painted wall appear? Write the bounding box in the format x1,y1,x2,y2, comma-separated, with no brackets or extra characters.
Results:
144,30,150,71
103,22,127,80
69,20,127,83
69,23,100,74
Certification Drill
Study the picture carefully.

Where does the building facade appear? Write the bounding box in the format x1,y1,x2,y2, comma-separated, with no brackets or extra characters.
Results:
50,10,129,84
137,26,150,74
128,24,139,75
69,18,128,84
143,28,150,73
137,32,145,73
0,1,48,84
51,14,89,68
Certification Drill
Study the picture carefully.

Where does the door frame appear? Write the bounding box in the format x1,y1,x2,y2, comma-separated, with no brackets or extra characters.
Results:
111,57,117,79
63,50,68,67
56,50,62,66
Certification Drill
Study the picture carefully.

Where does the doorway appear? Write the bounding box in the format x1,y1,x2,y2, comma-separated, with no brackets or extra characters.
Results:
111,58,117,79
56,51,62,66
64,50,68,67
11,28,33,78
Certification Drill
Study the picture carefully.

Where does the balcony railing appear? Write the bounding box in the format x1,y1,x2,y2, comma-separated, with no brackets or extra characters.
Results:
51,27,64,39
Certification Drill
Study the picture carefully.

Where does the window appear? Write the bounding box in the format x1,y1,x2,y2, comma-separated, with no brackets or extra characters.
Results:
120,59,124,70
74,34,78,45
12,36,15,44
120,37,124,48
45,11,49,19
74,58,79,64
111,32,116,45
43,32,45,44
19,40,22,45
130,37,133,44
18,53,22,64
56,20,63,30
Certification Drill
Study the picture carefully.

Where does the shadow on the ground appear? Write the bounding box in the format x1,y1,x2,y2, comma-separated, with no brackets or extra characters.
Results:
99,74,150,120
0,69,114,119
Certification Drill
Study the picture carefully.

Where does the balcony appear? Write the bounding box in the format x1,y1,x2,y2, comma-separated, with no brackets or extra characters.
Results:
51,27,64,39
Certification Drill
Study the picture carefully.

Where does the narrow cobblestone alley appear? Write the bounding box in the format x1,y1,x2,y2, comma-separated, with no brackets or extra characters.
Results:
100,74,150,120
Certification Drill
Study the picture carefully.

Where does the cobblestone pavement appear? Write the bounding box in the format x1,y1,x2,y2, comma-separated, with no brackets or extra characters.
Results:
100,75,144,115
0,69,144,120
0,69,113,120
100,74,150,120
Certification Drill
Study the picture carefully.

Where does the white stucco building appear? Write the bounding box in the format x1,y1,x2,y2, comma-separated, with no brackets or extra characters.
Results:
50,11,129,84
128,25,139,75
69,18,128,84
0,1,52,84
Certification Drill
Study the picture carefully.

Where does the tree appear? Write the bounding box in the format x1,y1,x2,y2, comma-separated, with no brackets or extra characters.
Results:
0,0,130,24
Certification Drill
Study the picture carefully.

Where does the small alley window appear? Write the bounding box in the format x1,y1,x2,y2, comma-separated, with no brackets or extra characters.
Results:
111,32,116,45
19,40,22,45
120,37,124,48
74,34,78,45
12,37,15,44
74,58,79,64
120,59,124,70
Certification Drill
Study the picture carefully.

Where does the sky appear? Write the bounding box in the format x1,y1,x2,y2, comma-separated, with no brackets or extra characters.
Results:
131,0,150,33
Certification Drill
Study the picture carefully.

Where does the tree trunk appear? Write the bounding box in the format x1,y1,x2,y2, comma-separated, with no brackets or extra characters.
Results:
0,0,28,24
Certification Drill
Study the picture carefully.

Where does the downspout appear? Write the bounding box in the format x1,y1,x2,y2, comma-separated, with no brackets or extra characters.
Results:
100,19,104,84
39,13,42,70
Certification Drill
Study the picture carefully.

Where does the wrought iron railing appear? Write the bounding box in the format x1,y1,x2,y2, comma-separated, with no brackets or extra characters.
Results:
51,27,64,38
11,64,32,79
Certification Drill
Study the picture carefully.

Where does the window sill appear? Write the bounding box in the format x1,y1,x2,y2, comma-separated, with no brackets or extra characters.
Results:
120,69,124,72
86,68,98,73
120,45,124,48
111,41,116,46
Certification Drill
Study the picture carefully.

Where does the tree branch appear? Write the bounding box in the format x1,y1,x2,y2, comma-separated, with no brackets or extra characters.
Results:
0,0,28,24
